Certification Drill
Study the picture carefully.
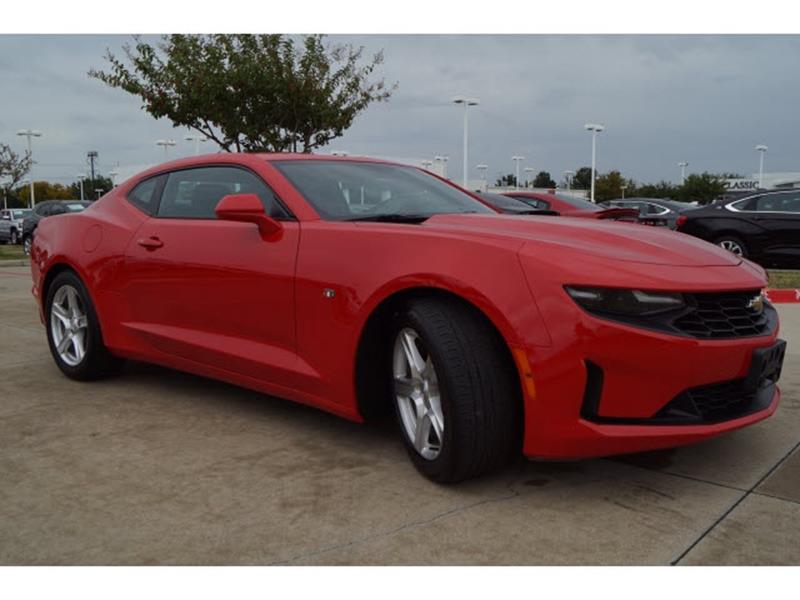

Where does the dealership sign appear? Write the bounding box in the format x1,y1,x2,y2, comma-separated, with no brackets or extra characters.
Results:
724,179,759,190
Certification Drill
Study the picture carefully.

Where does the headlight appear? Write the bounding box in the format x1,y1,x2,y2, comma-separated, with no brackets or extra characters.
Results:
565,286,685,316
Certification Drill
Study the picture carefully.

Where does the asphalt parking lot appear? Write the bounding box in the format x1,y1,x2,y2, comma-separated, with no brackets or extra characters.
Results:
1,264,799,565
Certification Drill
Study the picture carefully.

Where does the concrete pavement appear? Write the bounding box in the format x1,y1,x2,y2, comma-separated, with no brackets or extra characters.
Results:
1,265,798,565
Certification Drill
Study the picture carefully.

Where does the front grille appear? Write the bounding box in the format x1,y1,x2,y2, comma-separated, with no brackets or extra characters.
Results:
672,291,770,339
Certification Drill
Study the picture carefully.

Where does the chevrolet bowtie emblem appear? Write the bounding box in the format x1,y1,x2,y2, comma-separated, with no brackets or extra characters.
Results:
747,294,764,313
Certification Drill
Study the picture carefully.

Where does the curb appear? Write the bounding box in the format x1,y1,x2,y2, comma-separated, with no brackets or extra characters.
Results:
765,289,800,304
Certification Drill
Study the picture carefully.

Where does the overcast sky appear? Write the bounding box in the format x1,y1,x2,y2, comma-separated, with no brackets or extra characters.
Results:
1,34,799,186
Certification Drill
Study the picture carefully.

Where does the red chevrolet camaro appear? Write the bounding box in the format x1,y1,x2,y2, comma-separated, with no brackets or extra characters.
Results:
503,191,640,221
30,154,786,482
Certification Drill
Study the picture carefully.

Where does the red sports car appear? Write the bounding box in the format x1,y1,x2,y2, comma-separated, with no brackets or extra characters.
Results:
504,191,640,221
30,154,786,482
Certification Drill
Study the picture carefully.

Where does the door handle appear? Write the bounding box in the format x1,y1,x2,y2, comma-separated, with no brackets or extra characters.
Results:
137,236,163,250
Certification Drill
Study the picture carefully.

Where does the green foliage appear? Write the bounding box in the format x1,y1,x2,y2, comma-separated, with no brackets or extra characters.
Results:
15,181,77,204
495,173,517,187
634,181,676,199
532,171,556,189
0,143,32,190
570,167,593,190
675,172,727,204
90,34,396,153
69,176,113,200
593,170,635,202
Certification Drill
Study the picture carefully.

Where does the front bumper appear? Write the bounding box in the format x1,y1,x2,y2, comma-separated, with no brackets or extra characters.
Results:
517,278,782,460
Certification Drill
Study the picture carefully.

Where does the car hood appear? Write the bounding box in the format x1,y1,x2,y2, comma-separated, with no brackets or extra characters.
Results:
423,213,741,267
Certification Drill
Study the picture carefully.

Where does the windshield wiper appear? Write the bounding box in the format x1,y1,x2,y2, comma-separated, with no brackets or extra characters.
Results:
345,214,431,223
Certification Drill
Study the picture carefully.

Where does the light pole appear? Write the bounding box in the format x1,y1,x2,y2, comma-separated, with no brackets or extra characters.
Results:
16,129,42,208
755,145,768,189
585,123,605,203
108,169,119,187
524,167,535,189
476,164,488,182
76,173,87,201
185,135,207,156
678,161,689,184
156,139,177,160
453,96,479,188
564,170,576,191
511,156,525,190
620,184,627,200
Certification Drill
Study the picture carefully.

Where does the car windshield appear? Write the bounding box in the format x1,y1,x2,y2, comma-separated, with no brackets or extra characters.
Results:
11,209,32,219
274,160,494,221
553,194,601,211
479,193,537,213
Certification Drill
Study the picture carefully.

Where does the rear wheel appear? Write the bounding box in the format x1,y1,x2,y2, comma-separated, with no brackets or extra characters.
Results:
45,270,124,380
715,236,748,257
22,235,32,255
10,230,19,245
390,297,520,483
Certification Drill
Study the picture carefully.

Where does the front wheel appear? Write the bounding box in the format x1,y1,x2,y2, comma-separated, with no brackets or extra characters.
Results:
10,230,19,245
22,235,32,255
390,297,520,483
45,270,124,380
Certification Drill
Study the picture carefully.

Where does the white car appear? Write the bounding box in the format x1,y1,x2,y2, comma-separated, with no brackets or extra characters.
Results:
0,208,32,245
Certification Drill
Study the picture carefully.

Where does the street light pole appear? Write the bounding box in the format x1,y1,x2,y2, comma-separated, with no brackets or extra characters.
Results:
511,156,525,190
755,145,768,189
16,129,42,208
185,135,208,156
476,164,488,183
620,184,627,200
76,173,87,201
678,161,689,184
585,123,605,203
524,167,535,188
453,97,479,188
156,139,177,160
564,170,576,191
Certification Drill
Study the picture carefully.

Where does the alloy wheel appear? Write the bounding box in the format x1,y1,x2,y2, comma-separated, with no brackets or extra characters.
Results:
393,327,445,460
718,240,744,256
50,285,88,367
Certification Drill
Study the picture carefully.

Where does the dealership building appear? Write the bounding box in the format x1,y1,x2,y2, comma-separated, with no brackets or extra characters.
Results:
724,172,800,192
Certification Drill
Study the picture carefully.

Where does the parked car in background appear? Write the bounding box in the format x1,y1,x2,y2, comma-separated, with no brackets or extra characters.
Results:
676,189,800,268
22,200,91,255
604,198,694,229
30,153,784,483
0,208,32,244
503,191,640,221
475,192,559,216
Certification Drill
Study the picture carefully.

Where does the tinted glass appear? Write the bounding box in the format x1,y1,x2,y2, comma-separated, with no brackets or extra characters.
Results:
274,160,493,220
754,192,800,213
647,203,668,215
553,194,601,211
478,193,529,212
507,195,549,209
127,177,161,215
158,166,288,219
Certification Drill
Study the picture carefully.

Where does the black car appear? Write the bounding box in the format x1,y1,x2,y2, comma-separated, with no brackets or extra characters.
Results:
676,189,800,268
603,198,694,229
22,200,92,255
475,192,559,216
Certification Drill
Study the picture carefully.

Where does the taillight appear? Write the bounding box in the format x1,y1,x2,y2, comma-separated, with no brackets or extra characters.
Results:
676,215,688,229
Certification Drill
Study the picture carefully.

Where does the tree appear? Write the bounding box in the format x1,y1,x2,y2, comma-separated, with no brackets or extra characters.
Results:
593,170,634,202
532,171,556,189
0,143,32,190
15,181,77,204
90,34,396,153
571,167,593,190
635,181,677,199
68,176,113,200
676,172,727,204
495,173,517,188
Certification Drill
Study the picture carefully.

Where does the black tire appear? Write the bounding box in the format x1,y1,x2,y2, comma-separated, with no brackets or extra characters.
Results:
10,229,19,245
714,235,748,258
45,270,124,380
22,235,32,256
390,297,521,483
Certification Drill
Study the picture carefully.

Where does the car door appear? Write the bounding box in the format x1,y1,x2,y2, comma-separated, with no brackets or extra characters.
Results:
121,165,301,384
750,192,800,265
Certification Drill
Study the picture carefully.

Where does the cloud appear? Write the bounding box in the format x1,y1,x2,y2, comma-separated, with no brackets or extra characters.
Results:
0,34,798,186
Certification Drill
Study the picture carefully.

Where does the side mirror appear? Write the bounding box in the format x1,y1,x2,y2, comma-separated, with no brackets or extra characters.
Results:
215,194,283,240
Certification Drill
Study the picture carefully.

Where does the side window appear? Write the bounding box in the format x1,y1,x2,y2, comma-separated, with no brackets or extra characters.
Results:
730,197,758,211
49,203,66,216
647,203,667,215
781,194,800,213
754,195,782,212
127,176,161,215
157,166,289,220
